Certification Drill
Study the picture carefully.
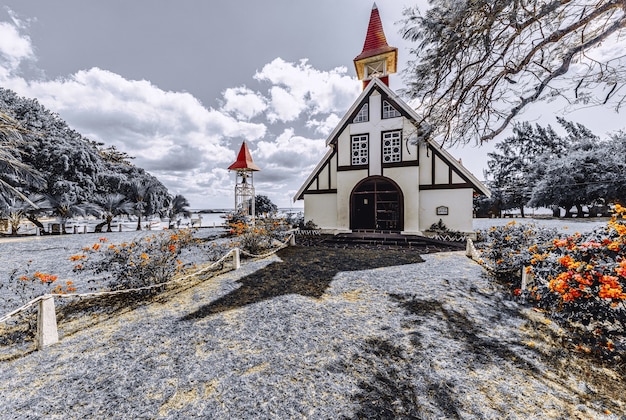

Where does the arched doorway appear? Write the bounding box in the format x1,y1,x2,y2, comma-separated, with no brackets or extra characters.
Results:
350,176,403,231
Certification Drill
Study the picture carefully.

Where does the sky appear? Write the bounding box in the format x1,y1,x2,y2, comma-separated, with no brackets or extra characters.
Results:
0,1,624,210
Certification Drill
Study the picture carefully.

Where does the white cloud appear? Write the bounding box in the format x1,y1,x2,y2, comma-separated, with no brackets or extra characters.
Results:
0,16,361,209
306,113,342,136
254,58,359,123
0,21,34,78
221,86,267,120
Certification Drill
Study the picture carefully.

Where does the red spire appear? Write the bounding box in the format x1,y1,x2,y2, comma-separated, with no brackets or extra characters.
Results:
228,141,260,171
354,3,396,61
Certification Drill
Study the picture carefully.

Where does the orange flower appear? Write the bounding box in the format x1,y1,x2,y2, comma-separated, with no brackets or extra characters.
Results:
608,241,621,252
99,237,108,243
140,253,149,260
168,244,176,253
69,254,86,261
92,243,101,251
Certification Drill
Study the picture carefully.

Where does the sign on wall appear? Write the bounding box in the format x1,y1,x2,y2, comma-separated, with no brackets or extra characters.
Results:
436,206,449,216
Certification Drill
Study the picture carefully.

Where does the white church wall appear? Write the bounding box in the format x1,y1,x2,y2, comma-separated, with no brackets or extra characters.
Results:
337,169,369,230
434,155,449,184
304,194,338,231
419,147,432,184
337,130,352,167
419,188,474,233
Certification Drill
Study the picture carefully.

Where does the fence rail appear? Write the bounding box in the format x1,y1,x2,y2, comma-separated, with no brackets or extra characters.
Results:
0,232,294,351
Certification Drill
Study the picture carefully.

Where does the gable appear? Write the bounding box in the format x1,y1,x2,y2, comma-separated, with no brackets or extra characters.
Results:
294,78,491,201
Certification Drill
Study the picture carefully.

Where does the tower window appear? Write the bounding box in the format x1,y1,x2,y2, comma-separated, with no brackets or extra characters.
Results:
382,131,401,163
382,100,401,119
351,134,369,165
365,60,386,79
353,103,369,123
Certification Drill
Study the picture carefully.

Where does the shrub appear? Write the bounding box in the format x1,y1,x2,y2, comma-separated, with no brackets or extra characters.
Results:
73,229,202,291
227,213,290,254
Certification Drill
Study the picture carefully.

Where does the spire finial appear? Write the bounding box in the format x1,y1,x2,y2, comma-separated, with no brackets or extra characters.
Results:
372,2,377,9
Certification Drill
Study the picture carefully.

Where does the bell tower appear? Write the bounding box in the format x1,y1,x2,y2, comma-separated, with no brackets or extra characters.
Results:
228,141,260,219
353,3,398,90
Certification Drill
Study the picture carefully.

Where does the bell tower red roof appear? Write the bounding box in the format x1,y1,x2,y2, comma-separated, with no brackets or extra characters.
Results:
228,141,260,171
354,3,396,61
353,3,398,89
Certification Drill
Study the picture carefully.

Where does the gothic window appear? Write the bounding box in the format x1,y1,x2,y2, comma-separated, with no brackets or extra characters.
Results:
382,131,401,163
382,100,401,119
353,103,369,123
351,134,369,165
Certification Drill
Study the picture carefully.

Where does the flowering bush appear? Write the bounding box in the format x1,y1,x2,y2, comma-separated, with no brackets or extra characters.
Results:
479,212,626,357
527,208,626,334
478,221,558,279
226,212,290,254
73,229,202,291
3,261,75,303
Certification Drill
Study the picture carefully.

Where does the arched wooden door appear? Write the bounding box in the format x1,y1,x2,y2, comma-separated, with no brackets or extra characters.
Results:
350,176,403,231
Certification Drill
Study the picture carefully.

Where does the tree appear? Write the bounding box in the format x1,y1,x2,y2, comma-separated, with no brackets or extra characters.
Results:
255,195,278,216
486,121,569,216
165,194,192,229
401,1,626,145
0,111,45,204
42,193,99,234
93,193,134,232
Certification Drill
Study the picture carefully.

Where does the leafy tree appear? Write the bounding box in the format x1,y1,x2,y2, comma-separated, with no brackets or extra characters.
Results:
166,194,192,229
93,193,134,232
401,1,626,145
42,193,99,234
255,194,278,216
486,121,568,216
0,111,45,204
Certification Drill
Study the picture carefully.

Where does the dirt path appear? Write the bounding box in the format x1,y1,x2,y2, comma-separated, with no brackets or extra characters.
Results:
0,247,624,418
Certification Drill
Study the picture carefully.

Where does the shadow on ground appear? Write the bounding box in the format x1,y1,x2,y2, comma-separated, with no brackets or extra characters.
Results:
342,293,626,418
181,246,424,320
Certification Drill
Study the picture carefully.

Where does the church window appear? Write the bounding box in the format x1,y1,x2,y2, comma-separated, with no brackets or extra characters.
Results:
382,100,401,119
353,103,369,123
351,135,369,165
382,131,401,163
365,60,386,79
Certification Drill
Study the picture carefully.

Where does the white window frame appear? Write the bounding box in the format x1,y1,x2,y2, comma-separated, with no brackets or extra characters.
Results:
365,60,386,80
351,134,369,165
382,131,402,163
382,100,401,119
353,103,369,123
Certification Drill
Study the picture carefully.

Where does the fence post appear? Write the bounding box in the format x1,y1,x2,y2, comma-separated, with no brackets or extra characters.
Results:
521,267,533,291
466,238,474,258
37,295,59,349
232,248,241,270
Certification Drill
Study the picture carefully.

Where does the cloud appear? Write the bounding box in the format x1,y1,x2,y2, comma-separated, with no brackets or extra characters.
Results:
254,58,360,123
0,21,34,78
0,16,362,208
221,86,267,120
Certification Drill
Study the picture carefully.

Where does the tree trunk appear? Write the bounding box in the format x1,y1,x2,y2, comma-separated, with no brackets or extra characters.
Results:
575,204,584,218
136,214,142,231
94,221,107,233
27,215,45,231
551,206,560,217
564,207,573,218
519,206,525,218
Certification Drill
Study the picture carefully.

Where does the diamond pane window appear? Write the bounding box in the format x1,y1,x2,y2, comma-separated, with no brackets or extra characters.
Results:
351,135,369,165
353,103,369,123
382,131,401,163
382,100,401,119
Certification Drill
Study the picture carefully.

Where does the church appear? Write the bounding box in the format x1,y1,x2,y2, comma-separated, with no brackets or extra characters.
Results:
293,4,490,235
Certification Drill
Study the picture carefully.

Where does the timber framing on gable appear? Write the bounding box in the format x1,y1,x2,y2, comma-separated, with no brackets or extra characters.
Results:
419,144,474,190
297,148,338,199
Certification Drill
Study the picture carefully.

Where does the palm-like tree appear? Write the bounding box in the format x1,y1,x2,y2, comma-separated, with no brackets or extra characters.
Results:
43,193,99,234
0,194,45,235
0,112,45,204
129,181,153,230
93,193,134,232
166,194,192,229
